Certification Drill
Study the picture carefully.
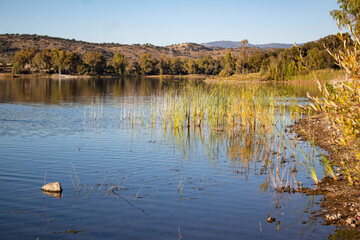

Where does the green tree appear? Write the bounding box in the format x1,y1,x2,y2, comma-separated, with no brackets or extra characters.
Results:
197,55,216,75
247,52,267,72
32,49,53,73
140,53,158,75
127,61,141,76
12,47,36,72
113,52,127,76
41,49,53,72
185,58,198,74
84,51,107,75
219,50,235,77
305,48,327,70
51,48,67,75
11,63,21,74
65,52,83,74
331,0,360,35
170,57,186,75
236,39,249,74
32,52,45,72
159,55,171,75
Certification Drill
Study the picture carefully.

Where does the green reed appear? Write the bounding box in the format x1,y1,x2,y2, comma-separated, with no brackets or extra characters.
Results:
158,83,289,135
121,82,316,191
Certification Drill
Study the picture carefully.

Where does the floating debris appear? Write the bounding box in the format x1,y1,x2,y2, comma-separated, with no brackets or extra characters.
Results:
267,217,276,223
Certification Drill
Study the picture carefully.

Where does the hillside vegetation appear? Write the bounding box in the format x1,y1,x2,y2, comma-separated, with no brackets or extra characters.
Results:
0,34,257,63
0,33,348,79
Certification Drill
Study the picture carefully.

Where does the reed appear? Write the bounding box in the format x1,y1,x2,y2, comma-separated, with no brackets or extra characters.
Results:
123,82,299,140
70,163,82,192
84,97,104,128
120,81,320,192
298,144,319,185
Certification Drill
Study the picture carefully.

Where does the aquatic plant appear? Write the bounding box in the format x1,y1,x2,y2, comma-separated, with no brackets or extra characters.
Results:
70,163,82,192
297,142,319,185
84,97,103,127
121,81,314,192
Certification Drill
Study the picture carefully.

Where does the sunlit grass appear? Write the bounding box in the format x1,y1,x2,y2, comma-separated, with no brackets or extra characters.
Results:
118,81,332,192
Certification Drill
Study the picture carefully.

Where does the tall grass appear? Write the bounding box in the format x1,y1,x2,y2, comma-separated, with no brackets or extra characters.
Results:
120,82,316,191
288,69,343,81
307,24,360,184
157,82,303,137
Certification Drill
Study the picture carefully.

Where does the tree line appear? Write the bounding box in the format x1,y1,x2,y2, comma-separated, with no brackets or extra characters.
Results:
9,34,348,79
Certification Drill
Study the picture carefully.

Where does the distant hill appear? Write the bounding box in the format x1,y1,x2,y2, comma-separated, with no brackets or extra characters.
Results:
0,34,262,63
201,41,298,49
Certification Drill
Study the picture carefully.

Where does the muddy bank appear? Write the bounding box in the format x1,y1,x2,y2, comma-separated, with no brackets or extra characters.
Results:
291,114,360,229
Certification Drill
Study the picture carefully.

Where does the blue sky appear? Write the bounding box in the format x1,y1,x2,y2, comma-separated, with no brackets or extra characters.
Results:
0,0,340,46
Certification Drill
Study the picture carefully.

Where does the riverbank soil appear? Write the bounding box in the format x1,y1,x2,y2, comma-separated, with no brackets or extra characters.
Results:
291,114,360,229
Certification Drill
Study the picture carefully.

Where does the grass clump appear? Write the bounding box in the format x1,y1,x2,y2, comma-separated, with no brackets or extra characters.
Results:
159,82,304,136
307,2,360,184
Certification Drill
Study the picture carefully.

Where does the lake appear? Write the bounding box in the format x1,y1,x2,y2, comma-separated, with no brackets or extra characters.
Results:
0,77,337,239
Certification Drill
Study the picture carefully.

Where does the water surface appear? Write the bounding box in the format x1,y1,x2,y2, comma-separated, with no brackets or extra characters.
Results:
0,77,335,239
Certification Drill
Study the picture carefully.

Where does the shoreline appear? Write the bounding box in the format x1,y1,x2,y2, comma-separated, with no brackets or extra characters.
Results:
0,73,207,80
0,73,118,79
0,69,346,83
291,114,360,229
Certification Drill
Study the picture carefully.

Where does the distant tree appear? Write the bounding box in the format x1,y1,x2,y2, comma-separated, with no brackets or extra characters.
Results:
140,53,158,75
84,51,107,75
11,63,21,74
106,61,116,75
170,57,186,75
317,34,343,52
184,58,198,74
219,50,235,77
306,48,322,70
76,64,88,75
315,34,348,69
159,55,171,75
32,52,45,72
0,60,6,73
113,52,127,76
13,47,36,72
197,55,216,75
236,39,249,74
31,49,53,73
213,57,223,75
127,61,141,76
65,52,83,74
41,49,53,72
247,52,268,72
51,48,67,75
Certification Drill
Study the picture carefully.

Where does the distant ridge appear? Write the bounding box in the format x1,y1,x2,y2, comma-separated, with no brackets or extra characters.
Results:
0,34,264,63
201,41,298,49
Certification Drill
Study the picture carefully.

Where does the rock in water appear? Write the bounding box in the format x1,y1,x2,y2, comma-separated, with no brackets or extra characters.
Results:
41,182,62,193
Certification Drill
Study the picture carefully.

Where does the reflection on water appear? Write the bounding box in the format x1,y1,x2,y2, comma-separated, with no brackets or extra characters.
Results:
0,77,167,104
0,77,336,240
42,191,62,199
0,77,320,104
